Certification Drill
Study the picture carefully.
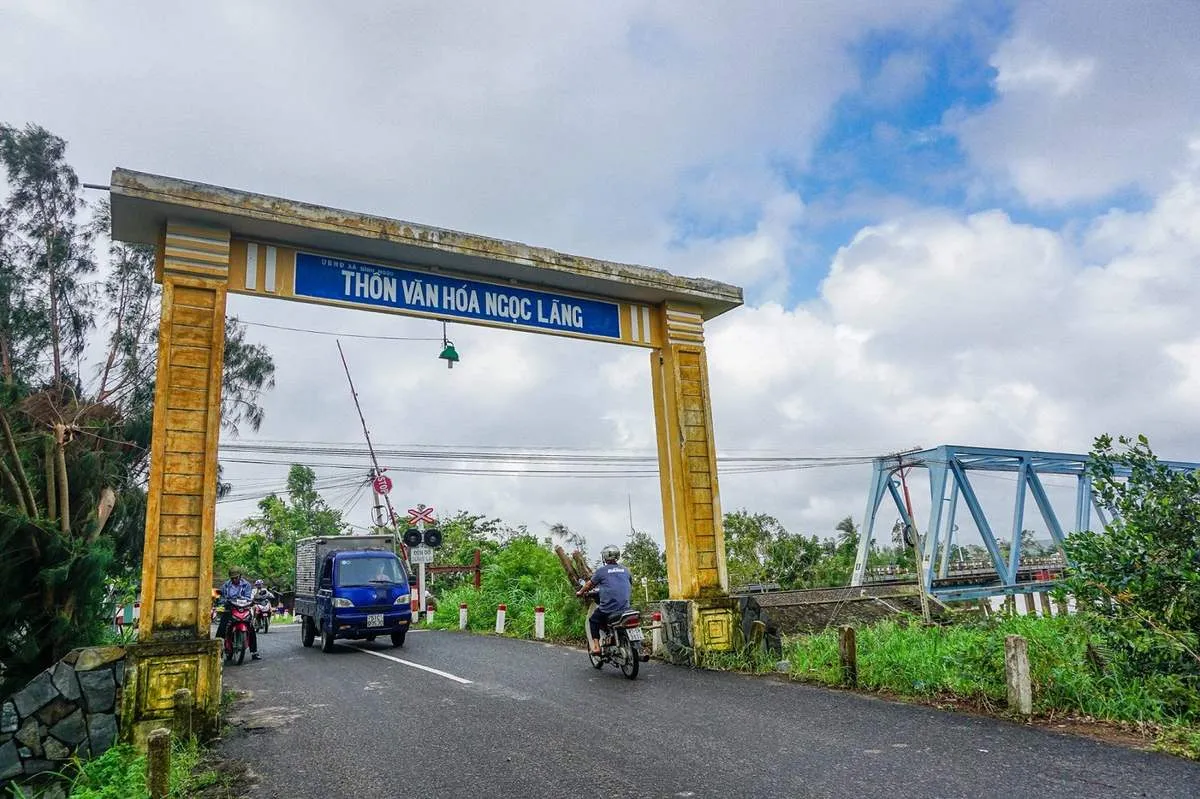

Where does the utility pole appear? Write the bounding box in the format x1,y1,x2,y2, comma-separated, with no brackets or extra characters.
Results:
336,342,406,560
896,453,932,623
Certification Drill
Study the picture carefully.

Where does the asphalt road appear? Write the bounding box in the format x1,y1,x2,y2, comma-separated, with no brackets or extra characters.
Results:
218,623,1200,799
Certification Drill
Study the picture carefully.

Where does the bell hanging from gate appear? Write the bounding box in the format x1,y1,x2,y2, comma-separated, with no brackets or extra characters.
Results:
439,341,459,368
438,319,460,369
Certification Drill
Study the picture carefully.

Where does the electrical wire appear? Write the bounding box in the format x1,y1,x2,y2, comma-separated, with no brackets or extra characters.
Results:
210,440,880,507
238,320,443,341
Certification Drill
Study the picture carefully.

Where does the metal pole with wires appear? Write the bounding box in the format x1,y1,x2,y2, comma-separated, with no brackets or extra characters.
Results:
336,341,406,561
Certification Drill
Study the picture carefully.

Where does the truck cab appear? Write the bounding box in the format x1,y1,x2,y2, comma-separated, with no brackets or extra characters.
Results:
294,536,413,652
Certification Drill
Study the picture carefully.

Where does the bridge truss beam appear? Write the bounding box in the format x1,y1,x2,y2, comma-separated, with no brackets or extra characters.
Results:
850,445,1199,602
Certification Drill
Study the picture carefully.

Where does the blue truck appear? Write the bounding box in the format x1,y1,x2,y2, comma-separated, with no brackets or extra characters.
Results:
294,535,413,652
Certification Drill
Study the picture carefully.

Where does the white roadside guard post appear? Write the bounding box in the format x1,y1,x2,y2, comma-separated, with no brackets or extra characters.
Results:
1005,634,1033,716
651,611,663,654
534,606,545,639
495,604,507,634
459,603,469,630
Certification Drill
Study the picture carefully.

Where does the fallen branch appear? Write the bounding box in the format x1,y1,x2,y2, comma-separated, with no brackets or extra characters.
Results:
53,423,69,534
0,407,37,516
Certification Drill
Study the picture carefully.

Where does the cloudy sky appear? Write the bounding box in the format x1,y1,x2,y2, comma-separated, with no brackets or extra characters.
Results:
4,0,1200,558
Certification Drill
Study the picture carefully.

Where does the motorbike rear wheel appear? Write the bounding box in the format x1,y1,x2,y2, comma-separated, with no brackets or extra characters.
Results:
619,638,639,680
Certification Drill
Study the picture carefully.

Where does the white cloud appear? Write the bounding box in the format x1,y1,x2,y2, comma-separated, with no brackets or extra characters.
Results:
955,0,1200,205
697,157,1200,539
992,38,1095,97
5,1,1200,563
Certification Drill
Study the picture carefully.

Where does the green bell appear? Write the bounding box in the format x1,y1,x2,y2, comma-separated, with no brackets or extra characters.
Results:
439,342,460,368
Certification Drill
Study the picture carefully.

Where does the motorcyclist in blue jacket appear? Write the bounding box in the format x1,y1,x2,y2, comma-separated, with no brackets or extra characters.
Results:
575,545,633,655
216,567,260,660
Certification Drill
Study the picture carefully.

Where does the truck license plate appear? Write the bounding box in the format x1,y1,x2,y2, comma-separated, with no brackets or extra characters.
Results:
627,628,644,642
367,613,384,628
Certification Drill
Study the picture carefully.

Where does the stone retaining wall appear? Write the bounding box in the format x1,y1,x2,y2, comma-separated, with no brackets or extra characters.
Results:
0,646,126,785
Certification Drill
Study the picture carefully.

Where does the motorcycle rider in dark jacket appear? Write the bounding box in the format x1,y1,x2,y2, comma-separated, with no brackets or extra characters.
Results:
575,545,633,655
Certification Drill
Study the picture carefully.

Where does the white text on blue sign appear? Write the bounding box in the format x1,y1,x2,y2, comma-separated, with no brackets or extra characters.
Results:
293,253,621,339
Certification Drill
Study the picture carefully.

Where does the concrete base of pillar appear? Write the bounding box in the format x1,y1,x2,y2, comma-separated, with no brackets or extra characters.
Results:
656,597,738,664
119,638,222,747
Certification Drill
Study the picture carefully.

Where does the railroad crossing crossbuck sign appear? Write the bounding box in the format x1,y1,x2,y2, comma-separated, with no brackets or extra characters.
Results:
408,505,436,525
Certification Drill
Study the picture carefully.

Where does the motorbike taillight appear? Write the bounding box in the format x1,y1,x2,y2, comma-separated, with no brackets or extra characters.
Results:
624,614,641,628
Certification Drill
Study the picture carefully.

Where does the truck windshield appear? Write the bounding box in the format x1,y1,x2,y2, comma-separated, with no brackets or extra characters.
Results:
336,557,402,587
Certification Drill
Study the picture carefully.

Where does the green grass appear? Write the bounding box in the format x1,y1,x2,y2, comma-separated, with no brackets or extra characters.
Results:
424,538,589,643
775,613,1200,758
3,737,216,799
426,582,588,642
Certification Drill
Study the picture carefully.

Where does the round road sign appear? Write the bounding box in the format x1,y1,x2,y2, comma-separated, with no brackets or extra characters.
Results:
372,475,393,495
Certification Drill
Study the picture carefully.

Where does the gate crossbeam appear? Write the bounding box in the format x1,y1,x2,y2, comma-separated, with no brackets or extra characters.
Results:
851,444,1200,602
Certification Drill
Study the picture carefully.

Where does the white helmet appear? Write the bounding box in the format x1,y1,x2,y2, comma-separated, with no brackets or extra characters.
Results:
601,545,620,562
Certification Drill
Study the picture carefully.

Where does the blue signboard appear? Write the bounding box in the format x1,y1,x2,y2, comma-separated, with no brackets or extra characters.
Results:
293,252,622,340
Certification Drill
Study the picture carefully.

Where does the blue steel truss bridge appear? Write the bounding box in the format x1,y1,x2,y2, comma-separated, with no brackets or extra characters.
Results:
850,444,1200,603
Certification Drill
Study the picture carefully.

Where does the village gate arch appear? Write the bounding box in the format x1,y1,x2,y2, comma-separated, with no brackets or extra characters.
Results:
108,168,743,740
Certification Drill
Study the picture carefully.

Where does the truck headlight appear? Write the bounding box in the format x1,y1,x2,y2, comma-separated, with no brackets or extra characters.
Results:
394,593,411,605
332,597,354,608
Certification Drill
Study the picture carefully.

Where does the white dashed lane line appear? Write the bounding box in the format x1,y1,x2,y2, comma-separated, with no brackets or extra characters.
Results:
343,644,474,684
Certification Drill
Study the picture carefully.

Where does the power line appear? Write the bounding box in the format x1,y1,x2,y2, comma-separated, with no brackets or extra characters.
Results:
237,319,443,341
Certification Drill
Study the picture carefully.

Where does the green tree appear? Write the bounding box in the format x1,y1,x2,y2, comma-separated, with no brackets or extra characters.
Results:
0,382,145,694
835,515,858,558
0,121,280,696
427,511,516,591
0,123,96,386
220,316,276,435
216,465,349,592
1066,434,1200,711
622,529,667,602
724,509,829,589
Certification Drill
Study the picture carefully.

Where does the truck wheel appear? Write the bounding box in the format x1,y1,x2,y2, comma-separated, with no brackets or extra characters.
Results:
391,631,406,648
321,624,336,653
301,617,315,648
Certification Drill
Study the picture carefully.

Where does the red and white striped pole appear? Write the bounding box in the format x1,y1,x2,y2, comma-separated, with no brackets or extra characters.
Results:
495,604,507,634
459,603,469,630
534,606,545,639
651,611,663,654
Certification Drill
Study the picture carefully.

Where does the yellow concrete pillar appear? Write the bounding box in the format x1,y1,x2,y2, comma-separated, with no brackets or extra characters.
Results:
123,221,229,743
651,303,729,600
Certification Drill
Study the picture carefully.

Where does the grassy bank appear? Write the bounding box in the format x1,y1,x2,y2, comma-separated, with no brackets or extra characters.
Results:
5,737,229,799
772,614,1200,758
423,537,588,642
425,582,587,641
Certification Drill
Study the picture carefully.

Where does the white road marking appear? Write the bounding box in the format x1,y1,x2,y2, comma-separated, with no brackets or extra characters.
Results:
345,644,473,684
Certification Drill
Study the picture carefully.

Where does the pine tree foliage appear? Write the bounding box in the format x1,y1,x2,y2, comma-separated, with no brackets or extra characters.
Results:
0,122,277,696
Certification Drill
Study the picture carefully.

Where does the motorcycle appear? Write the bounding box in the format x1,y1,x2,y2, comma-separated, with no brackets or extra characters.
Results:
253,599,272,634
223,597,254,665
588,607,648,680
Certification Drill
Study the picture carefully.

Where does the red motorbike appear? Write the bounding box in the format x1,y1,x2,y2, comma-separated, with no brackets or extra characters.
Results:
253,599,272,634
224,597,254,665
